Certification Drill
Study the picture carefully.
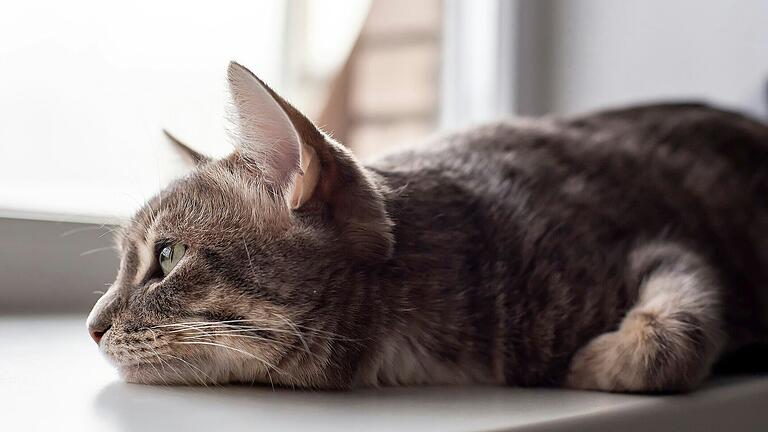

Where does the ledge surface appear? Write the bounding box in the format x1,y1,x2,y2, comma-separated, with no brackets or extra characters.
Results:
2,314,767,432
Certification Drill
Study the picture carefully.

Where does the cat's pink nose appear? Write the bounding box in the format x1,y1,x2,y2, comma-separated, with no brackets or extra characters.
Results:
89,325,110,344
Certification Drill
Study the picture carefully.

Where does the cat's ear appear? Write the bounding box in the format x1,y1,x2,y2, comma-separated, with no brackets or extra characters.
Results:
227,61,393,261
227,61,319,209
162,129,211,166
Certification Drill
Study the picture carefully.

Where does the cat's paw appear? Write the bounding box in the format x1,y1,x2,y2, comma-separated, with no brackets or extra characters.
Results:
564,331,636,392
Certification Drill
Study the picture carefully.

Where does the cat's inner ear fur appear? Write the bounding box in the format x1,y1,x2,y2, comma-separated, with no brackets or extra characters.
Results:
227,61,319,209
225,61,394,260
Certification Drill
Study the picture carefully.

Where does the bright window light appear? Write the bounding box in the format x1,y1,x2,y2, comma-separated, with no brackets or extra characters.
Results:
0,0,369,223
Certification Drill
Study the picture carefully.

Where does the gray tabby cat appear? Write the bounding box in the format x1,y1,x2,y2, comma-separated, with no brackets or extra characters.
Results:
87,62,768,392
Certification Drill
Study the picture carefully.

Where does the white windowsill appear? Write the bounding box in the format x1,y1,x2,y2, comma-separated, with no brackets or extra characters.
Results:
0,206,121,226
2,314,767,432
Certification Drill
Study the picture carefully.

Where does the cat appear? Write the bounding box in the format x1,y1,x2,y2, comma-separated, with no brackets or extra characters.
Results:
87,61,768,392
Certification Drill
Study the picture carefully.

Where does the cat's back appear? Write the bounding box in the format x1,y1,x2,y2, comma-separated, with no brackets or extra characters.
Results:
375,102,768,182
372,102,768,219
370,102,768,288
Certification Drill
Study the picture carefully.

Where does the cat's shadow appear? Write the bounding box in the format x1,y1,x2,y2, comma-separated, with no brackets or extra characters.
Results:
92,381,626,432
93,370,768,432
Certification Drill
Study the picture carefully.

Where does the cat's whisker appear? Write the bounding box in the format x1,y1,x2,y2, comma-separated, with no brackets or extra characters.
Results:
59,224,109,237
174,327,285,336
139,342,171,386
153,322,275,334
272,313,311,354
152,352,175,384
243,236,258,280
97,225,124,239
165,359,193,386
179,330,276,341
153,319,262,328
269,317,361,341
153,323,241,330
158,355,191,386
174,338,267,361
265,365,275,391
157,323,222,338
155,320,359,341
163,353,218,387
158,351,211,387
151,322,229,330
155,320,313,358
137,339,192,386
80,245,118,256
179,333,318,359
175,340,284,375
120,344,166,386
159,326,245,337
176,324,348,342
146,327,159,341
158,322,359,347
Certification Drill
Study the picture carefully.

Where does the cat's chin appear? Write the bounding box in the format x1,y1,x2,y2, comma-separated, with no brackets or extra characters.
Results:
117,362,210,386
118,364,274,387
117,364,168,385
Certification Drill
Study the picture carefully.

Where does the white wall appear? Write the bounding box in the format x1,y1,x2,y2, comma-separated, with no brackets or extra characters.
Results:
517,0,768,118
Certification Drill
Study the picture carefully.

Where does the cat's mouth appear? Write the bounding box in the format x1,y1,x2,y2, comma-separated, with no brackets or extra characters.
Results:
104,349,174,377
98,330,184,379
97,318,296,386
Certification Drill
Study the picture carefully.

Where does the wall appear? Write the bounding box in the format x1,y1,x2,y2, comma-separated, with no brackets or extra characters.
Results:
0,218,118,312
517,0,768,118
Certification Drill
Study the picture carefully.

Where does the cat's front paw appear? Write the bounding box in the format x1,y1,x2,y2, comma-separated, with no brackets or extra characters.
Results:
565,331,635,392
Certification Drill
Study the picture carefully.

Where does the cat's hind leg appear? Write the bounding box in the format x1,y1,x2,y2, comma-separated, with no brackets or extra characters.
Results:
566,242,725,392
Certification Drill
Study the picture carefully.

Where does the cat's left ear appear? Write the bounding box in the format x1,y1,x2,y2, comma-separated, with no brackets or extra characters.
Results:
227,61,319,209
162,129,211,165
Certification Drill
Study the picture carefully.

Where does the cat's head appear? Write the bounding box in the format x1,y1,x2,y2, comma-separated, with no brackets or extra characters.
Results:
86,62,393,387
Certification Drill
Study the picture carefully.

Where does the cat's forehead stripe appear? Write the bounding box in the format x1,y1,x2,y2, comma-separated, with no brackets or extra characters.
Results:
134,218,159,285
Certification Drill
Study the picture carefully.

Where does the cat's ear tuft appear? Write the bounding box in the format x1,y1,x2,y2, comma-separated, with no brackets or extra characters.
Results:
226,61,319,208
162,129,210,166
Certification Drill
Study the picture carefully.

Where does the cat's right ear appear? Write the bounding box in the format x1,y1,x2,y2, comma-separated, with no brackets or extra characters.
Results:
162,129,211,166
226,61,394,261
226,61,320,208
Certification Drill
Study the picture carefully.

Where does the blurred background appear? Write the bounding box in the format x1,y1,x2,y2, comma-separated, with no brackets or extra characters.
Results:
1,0,767,311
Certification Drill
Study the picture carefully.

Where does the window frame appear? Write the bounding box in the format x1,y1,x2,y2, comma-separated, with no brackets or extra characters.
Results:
439,0,524,127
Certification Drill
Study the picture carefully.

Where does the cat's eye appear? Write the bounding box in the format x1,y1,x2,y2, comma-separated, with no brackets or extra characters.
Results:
159,243,186,276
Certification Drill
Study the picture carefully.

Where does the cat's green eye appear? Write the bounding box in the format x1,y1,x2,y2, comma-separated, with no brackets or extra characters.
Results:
159,243,186,276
